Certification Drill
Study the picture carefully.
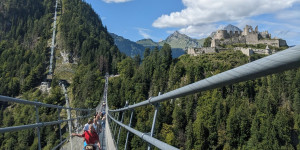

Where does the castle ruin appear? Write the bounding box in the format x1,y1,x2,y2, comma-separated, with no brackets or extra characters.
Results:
211,25,287,48
187,25,287,57
188,45,274,57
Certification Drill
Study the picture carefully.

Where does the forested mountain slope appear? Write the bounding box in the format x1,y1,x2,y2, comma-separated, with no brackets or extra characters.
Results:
108,45,300,149
0,0,125,149
0,0,53,97
0,0,63,148
110,33,145,58
57,0,125,108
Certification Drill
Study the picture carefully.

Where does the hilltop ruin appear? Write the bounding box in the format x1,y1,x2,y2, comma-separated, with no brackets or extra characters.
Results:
211,25,287,48
188,25,287,56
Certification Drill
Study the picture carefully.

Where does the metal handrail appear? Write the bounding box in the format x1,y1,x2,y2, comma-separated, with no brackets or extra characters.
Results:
51,138,68,150
0,115,90,133
0,95,90,111
109,45,300,113
107,112,179,150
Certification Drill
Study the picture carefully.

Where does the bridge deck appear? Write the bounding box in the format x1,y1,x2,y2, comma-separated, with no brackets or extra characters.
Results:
60,103,108,150
60,125,106,150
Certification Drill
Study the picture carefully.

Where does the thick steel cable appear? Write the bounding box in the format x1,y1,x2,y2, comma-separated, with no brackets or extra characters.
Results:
107,112,179,150
0,95,91,112
0,115,91,133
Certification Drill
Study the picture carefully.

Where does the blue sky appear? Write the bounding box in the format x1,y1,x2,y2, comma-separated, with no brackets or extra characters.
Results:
85,0,300,46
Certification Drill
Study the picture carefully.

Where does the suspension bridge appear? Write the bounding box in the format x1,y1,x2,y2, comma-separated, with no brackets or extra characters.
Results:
0,44,300,149
1,0,300,149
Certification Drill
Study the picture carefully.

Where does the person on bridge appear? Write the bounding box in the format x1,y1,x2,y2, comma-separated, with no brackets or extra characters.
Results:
82,118,97,149
72,124,101,150
95,114,102,134
101,114,106,128
84,118,93,131
93,118,99,134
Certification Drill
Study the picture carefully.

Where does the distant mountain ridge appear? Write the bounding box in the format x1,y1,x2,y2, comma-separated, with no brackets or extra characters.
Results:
210,24,242,37
111,31,205,58
110,33,145,57
136,39,159,47
159,31,204,50
224,24,242,33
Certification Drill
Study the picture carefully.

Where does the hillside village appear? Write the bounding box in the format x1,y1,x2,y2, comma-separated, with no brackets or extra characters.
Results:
188,25,288,56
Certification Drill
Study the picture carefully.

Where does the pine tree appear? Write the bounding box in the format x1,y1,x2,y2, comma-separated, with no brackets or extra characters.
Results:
185,120,194,149
293,90,300,113
143,48,150,58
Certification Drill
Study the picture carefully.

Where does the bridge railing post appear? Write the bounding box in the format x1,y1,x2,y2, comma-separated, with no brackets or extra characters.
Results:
147,92,161,150
75,110,79,133
61,83,73,150
58,108,62,142
117,102,128,147
124,108,134,150
113,112,119,136
35,99,41,150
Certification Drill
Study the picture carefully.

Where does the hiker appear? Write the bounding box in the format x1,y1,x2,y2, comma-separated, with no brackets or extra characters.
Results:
95,113,102,134
84,118,93,131
72,124,101,150
101,114,106,128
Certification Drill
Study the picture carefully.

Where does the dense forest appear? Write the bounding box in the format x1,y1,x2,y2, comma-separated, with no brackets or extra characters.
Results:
0,0,64,148
0,0,52,97
0,0,124,149
107,44,300,149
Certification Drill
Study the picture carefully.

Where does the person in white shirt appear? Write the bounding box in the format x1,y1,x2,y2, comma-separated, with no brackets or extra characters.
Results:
84,118,94,131
93,118,98,133
96,113,102,133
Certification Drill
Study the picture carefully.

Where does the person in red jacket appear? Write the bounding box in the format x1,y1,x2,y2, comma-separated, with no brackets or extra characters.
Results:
72,124,101,150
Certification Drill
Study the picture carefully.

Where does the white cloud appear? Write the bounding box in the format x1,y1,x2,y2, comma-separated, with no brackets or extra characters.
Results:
178,24,221,39
166,30,176,34
274,30,300,45
102,0,132,3
275,8,300,25
153,0,300,28
262,21,300,45
235,19,258,30
137,28,152,39
276,10,300,20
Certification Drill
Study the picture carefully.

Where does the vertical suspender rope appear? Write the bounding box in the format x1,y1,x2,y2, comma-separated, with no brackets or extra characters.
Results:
35,100,42,150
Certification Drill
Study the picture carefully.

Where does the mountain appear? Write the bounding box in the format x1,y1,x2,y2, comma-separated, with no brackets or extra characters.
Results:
159,31,203,50
112,31,206,58
210,24,242,37
136,39,159,48
224,24,242,33
110,33,145,57
136,38,187,58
